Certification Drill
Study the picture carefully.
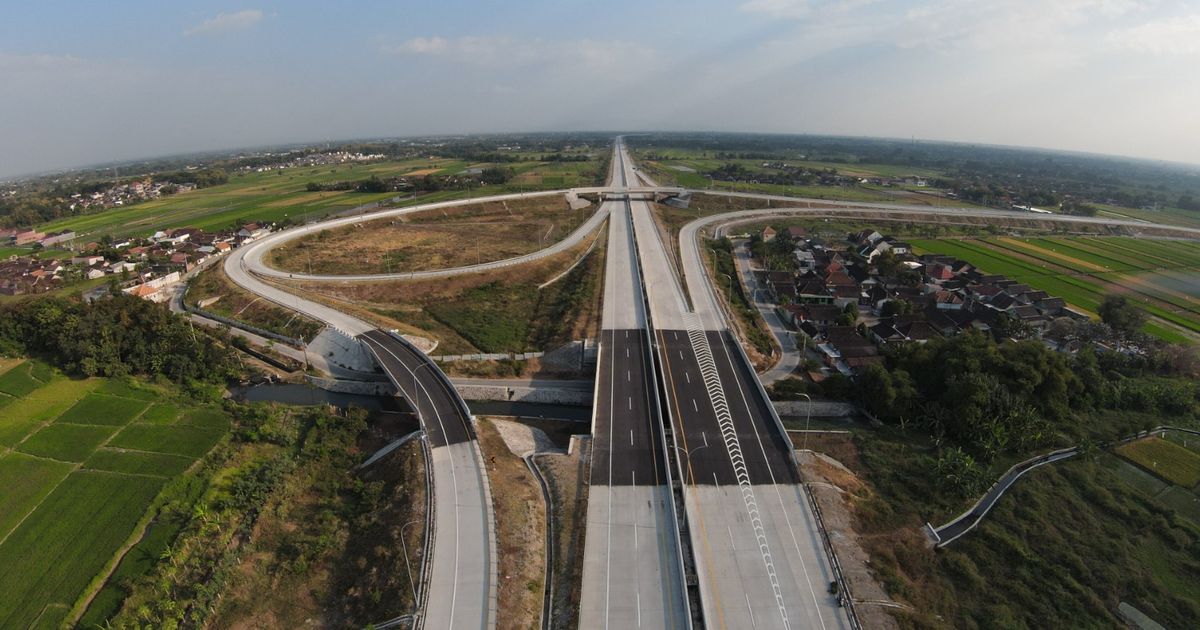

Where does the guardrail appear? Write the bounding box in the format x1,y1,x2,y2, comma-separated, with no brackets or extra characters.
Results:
930,425,1200,548
525,454,555,630
180,297,307,348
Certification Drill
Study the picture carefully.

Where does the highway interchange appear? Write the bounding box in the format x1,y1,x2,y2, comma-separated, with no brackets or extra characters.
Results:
221,137,1200,629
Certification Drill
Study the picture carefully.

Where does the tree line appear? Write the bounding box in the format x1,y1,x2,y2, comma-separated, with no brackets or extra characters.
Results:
856,331,1198,463
0,294,238,385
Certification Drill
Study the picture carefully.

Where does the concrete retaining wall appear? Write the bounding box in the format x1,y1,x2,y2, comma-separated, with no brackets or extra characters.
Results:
454,384,592,406
305,377,592,406
306,375,398,396
772,400,861,417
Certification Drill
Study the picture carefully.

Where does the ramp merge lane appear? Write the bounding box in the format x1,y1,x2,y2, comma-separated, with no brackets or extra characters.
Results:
223,241,495,630
578,141,688,629
620,144,850,630
358,329,495,630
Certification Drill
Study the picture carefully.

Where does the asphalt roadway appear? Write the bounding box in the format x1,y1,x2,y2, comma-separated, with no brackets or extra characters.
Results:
579,140,688,630
620,143,849,630
359,329,474,447
224,236,496,629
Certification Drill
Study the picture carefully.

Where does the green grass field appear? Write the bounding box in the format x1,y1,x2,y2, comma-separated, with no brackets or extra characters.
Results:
54,393,148,426
0,471,165,628
978,238,1200,336
17,423,119,462
1156,485,1200,525
84,449,195,477
0,378,98,446
178,407,231,431
34,155,606,240
109,424,225,458
1117,437,1200,488
0,367,232,628
0,452,74,540
138,403,182,425
35,158,448,238
0,361,43,398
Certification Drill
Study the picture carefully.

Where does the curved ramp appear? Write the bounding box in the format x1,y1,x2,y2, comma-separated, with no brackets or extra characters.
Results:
223,245,496,630
243,191,608,282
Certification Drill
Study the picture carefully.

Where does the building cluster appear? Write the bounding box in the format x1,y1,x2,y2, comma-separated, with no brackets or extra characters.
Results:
63,178,198,214
1,228,78,248
240,150,386,173
0,223,272,299
755,227,1087,377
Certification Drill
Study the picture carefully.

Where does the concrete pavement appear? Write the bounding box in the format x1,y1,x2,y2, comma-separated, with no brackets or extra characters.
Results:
622,143,850,630
730,239,802,386
579,139,688,630
224,228,496,629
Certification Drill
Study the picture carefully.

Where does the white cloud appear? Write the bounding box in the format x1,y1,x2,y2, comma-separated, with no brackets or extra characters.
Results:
391,36,449,54
0,52,86,73
739,0,878,19
1108,14,1200,54
380,35,658,74
184,9,265,37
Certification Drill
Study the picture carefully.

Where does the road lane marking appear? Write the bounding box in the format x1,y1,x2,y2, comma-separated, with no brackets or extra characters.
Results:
746,594,757,628
630,429,634,446
685,372,691,384
703,431,708,447
711,331,827,630
363,337,464,626
657,329,727,627
692,399,699,412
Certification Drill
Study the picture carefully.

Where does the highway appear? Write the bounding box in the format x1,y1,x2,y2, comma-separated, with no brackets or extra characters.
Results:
220,135,1200,630
578,140,688,629
621,143,851,630
224,237,496,629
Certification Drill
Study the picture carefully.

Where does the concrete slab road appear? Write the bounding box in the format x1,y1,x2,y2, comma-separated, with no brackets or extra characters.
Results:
579,142,688,630
358,329,495,630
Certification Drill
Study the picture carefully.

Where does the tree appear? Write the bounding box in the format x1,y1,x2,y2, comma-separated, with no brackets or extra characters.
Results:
1098,294,1146,337
881,299,914,317
874,249,901,278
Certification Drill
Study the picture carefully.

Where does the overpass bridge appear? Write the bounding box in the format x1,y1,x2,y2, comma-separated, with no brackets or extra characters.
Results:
571,185,690,204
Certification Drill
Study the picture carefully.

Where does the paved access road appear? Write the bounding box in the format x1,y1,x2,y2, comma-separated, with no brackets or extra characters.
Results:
579,139,688,630
621,143,850,630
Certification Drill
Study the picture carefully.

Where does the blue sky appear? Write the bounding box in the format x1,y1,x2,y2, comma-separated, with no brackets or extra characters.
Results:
2,0,1200,177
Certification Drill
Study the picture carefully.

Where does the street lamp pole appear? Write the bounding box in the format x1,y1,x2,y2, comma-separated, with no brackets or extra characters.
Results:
400,518,422,607
798,392,813,451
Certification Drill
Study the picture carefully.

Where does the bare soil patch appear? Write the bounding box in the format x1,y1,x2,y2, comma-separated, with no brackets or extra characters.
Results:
796,441,902,630
284,222,607,356
268,195,593,275
533,446,589,629
477,418,547,630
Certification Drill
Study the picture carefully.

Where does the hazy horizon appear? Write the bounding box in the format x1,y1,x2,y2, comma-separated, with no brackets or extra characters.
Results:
4,0,1200,178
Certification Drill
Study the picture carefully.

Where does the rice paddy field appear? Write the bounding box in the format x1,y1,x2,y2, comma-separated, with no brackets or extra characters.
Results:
908,236,1200,343
0,361,229,628
35,155,607,241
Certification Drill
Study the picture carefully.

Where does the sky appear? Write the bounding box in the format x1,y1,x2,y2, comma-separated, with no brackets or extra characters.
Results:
3,0,1200,178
